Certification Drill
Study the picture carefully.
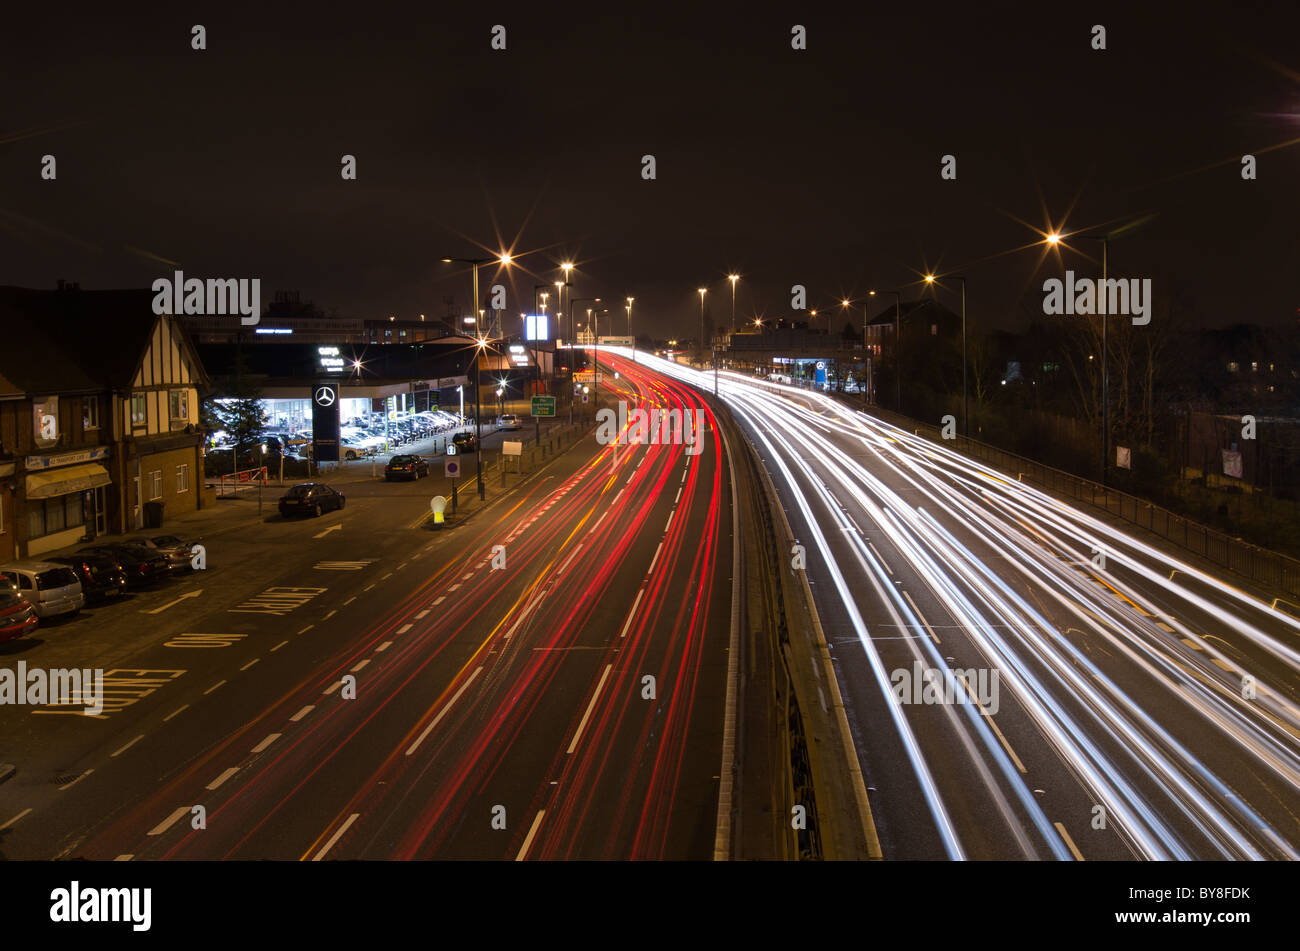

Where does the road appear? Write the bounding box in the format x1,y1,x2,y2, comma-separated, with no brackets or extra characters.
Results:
0,380,733,861
632,349,1300,860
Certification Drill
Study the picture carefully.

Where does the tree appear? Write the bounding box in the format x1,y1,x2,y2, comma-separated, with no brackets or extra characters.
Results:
202,344,267,469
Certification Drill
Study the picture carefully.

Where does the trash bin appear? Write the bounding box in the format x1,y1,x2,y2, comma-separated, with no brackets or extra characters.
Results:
143,500,165,529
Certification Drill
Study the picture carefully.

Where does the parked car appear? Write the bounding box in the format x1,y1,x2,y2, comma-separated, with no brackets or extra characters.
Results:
0,582,39,641
452,431,477,453
385,454,430,481
497,414,521,430
49,554,128,602
134,535,197,572
0,562,85,619
77,544,169,588
278,482,346,518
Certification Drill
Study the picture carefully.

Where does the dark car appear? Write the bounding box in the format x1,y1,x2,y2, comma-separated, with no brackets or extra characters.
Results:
278,482,346,518
133,535,196,572
385,454,430,481
451,431,477,453
0,582,39,641
49,554,128,602
78,544,169,588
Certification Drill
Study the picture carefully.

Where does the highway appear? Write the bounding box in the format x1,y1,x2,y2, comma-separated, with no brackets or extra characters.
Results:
629,349,1300,860
0,380,732,860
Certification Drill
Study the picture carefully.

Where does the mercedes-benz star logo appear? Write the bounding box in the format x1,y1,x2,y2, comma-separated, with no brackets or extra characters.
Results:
314,386,336,407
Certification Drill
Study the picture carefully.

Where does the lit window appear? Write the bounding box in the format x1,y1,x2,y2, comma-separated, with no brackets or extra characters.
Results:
176,464,190,493
131,393,147,425
1251,361,1258,372
83,395,100,430
169,390,189,419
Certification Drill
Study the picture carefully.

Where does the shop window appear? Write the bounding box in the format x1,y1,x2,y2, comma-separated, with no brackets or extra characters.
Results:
83,395,100,430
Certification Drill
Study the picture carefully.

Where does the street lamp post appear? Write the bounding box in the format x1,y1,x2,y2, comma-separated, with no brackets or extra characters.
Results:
924,274,968,436
869,289,903,410
626,296,635,361
697,288,707,369
1083,235,1110,484
728,274,739,335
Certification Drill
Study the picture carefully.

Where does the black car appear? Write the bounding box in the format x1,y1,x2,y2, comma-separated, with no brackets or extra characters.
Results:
385,454,430,481
77,544,169,588
278,483,346,518
50,554,128,602
451,431,477,453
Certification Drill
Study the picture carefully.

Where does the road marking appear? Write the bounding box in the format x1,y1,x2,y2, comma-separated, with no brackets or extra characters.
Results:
147,806,190,836
901,591,940,645
111,735,144,757
867,542,893,575
462,573,473,581
324,681,343,695
298,624,314,635
664,512,673,533
567,664,613,754
240,658,260,671
674,487,682,504
1211,657,1235,672
322,609,337,620
405,666,484,756
648,541,665,574
0,808,31,830
1156,621,1176,633
397,623,412,634
1181,637,1204,651
290,705,315,722
164,632,248,649
34,668,187,719
343,596,357,606
350,660,369,673
516,810,545,861
114,855,133,862
271,639,289,652
375,641,392,653
163,704,188,722
432,596,445,606
230,587,327,616
142,589,203,615
313,524,342,539
314,560,374,570
206,767,239,790
251,734,280,754
1054,821,1085,861
204,680,226,695
58,768,93,791
619,589,646,639
311,813,360,861
363,584,375,592
415,610,429,619
381,573,393,581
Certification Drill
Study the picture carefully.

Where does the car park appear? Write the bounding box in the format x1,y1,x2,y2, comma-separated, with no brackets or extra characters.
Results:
385,454,430,481
278,482,346,517
49,554,128,602
0,562,85,619
0,583,39,641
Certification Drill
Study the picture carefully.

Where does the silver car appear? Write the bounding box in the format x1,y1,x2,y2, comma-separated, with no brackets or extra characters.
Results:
0,562,85,618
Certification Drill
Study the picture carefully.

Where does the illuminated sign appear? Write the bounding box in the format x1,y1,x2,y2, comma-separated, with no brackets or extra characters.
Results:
33,397,59,449
525,314,549,341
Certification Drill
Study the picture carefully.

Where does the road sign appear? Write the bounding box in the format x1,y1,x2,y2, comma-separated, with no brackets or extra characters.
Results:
445,457,461,478
502,440,522,457
531,395,556,417
430,495,448,525
574,370,604,383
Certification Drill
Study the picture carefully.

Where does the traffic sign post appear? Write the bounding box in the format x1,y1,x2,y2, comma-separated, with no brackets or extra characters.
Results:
531,395,554,445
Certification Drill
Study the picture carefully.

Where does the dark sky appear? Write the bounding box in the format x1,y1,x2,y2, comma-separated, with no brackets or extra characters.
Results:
3,2,1298,341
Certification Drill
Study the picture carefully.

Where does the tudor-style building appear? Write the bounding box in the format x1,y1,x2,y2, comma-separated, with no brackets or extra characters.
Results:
0,284,209,559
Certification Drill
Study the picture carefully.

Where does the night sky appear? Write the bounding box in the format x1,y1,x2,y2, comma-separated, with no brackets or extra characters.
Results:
3,3,1298,340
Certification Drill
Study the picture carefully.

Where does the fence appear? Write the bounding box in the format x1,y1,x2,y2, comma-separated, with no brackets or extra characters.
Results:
864,404,1300,601
216,466,268,498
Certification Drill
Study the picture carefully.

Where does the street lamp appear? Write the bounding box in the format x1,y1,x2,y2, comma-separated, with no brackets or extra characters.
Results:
441,253,512,337
697,287,707,367
626,296,635,361
473,335,489,499
1080,234,1111,484
728,274,739,335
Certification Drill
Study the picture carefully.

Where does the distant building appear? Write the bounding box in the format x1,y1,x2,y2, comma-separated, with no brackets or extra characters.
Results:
0,284,209,559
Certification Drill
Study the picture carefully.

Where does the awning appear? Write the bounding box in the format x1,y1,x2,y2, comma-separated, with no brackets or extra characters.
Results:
25,463,111,500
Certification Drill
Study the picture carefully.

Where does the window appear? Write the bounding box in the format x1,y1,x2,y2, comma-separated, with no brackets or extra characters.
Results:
169,389,189,419
131,393,147,426
149,470,163,500
25,494,84,541
176,464,190,493
83,395,100,430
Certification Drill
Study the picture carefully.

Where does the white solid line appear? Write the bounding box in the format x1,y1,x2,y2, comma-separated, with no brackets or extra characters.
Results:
516,810,545,861
568,664,613,754
312,813,360,861
147,806,190,836
397,623,412,634
619,589,646,639
0,808,32,830
206,767,239,790
240,658,260,671
350,659,370,672
901,591,940,645
405,666,484,756
204,680,226,695
111,735,144,757
290,705,315,722
163,704,188,722
271,639,289,652
432,596,446,606
375,641,392,653
251,733,281,754
415,610,429,619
